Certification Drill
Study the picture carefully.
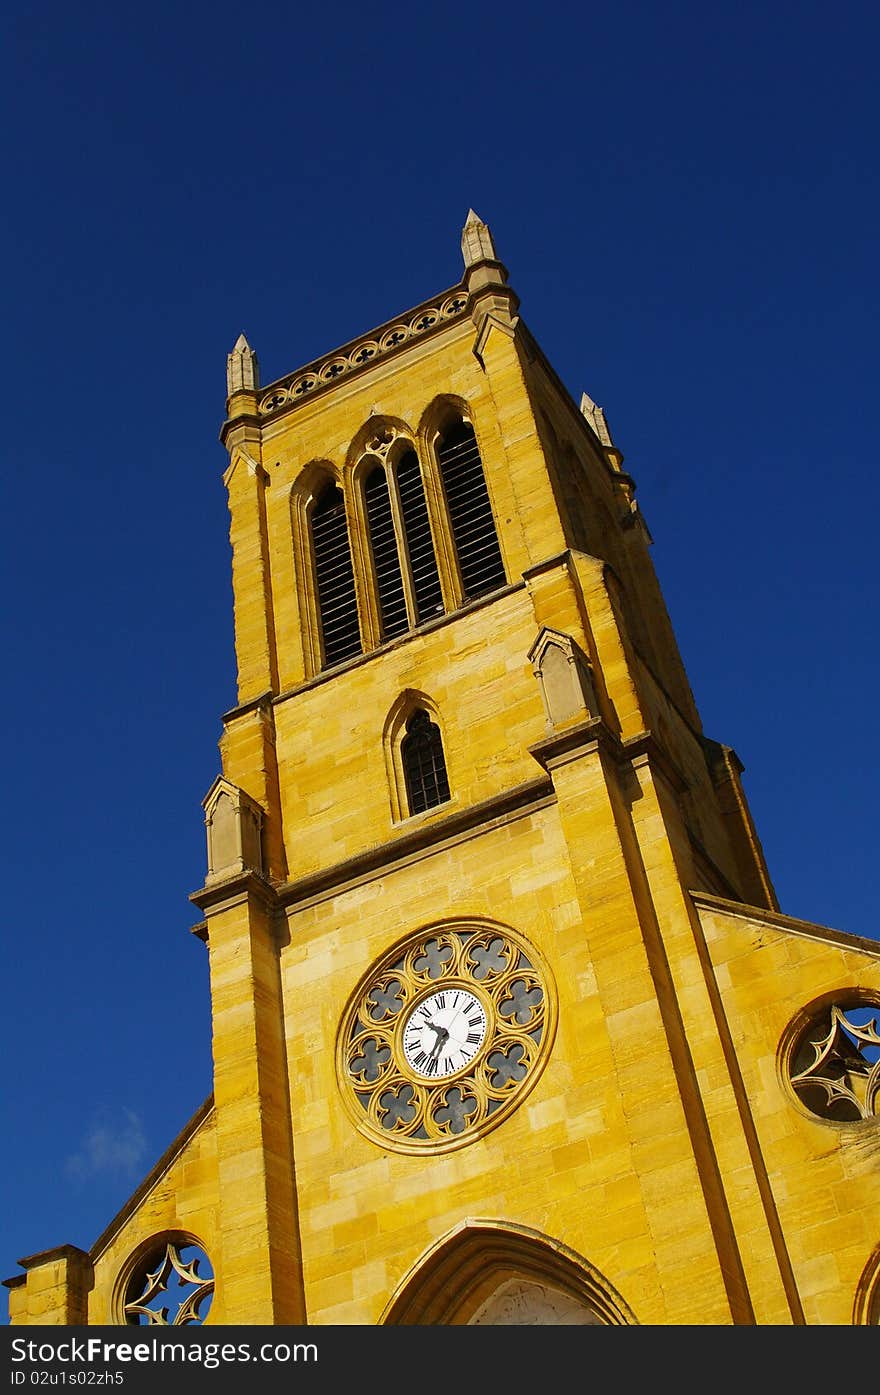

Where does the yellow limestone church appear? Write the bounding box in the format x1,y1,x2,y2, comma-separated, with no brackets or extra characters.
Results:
8,213,880,1328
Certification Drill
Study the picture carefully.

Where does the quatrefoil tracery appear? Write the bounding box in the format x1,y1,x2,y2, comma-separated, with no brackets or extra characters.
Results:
257,294,468,416
339,924,553,1153
122,1241,214,1326
787,999,880,1123
365,427,398,459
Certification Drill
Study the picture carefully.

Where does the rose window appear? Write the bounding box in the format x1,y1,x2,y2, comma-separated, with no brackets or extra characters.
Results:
784,995,880,1123
120,1239,214,1326
337,922,554,1153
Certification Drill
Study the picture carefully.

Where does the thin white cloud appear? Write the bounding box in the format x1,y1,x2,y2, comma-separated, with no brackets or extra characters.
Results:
65,1108,147,1182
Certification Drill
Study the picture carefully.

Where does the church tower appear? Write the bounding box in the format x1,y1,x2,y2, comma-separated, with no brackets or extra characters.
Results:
7,213,880,1327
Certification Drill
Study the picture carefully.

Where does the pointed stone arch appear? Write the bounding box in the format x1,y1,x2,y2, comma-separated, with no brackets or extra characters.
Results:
382,689,451,823
345,415,444,643
344,413,417,476
381,1219,638,1325
417,392,475,451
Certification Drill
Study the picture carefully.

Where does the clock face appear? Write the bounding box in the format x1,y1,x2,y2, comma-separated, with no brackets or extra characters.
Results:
401,988,487,1079
337,922,555,1153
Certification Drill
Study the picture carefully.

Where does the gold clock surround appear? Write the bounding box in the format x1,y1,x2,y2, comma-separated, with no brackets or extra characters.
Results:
337,919,556,1154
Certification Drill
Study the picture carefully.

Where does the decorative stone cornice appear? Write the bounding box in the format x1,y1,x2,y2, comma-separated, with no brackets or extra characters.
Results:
188,867,279,917
529,719,690,796
15,1244,91,1271
220,689,276,726
521,550,572,581
690,890,880,958
218,407,262,449
621,730,689,794
274,777,555,913
529,716,615,774
228,285,470,433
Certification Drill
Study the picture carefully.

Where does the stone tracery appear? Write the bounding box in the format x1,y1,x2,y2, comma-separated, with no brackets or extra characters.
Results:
338,922,553,1153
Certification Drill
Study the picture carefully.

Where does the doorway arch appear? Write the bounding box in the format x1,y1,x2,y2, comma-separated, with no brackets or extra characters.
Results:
381,1219,638,1325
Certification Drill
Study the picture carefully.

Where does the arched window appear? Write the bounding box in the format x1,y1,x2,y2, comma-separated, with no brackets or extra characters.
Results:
436,420,506,600
364,465,408,640
360,442,444,642
396,449,444,623
401,709,450,815
311,482,361,668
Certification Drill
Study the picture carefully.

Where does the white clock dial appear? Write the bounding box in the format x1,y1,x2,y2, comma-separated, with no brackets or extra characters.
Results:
401,987,487,1079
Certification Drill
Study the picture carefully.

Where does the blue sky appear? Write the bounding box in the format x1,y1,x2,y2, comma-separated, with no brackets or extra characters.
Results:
2,1,879,1299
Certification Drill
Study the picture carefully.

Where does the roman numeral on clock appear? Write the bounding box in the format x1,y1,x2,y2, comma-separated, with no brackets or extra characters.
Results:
467,1031,481,1044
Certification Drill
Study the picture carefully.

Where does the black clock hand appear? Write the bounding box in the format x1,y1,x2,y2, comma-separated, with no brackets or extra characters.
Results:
427,1027,449,1060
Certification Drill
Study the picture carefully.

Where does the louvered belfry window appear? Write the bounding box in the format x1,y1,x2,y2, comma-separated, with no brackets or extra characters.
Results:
311,482,362,668
436,421,506,599
402,709,450,815
396,449,444,624
364,466,409,640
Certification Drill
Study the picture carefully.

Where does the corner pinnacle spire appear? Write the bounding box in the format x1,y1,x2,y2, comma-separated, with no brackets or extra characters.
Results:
226,333,260,397
461,209,497,268
580,391,614,448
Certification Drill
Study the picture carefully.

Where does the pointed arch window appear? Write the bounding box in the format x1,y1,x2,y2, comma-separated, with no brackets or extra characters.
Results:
401,709,450,815
361,443,444,642
436,420,506,600
364,465,409,640
311,482,362,668
396,449,444,624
